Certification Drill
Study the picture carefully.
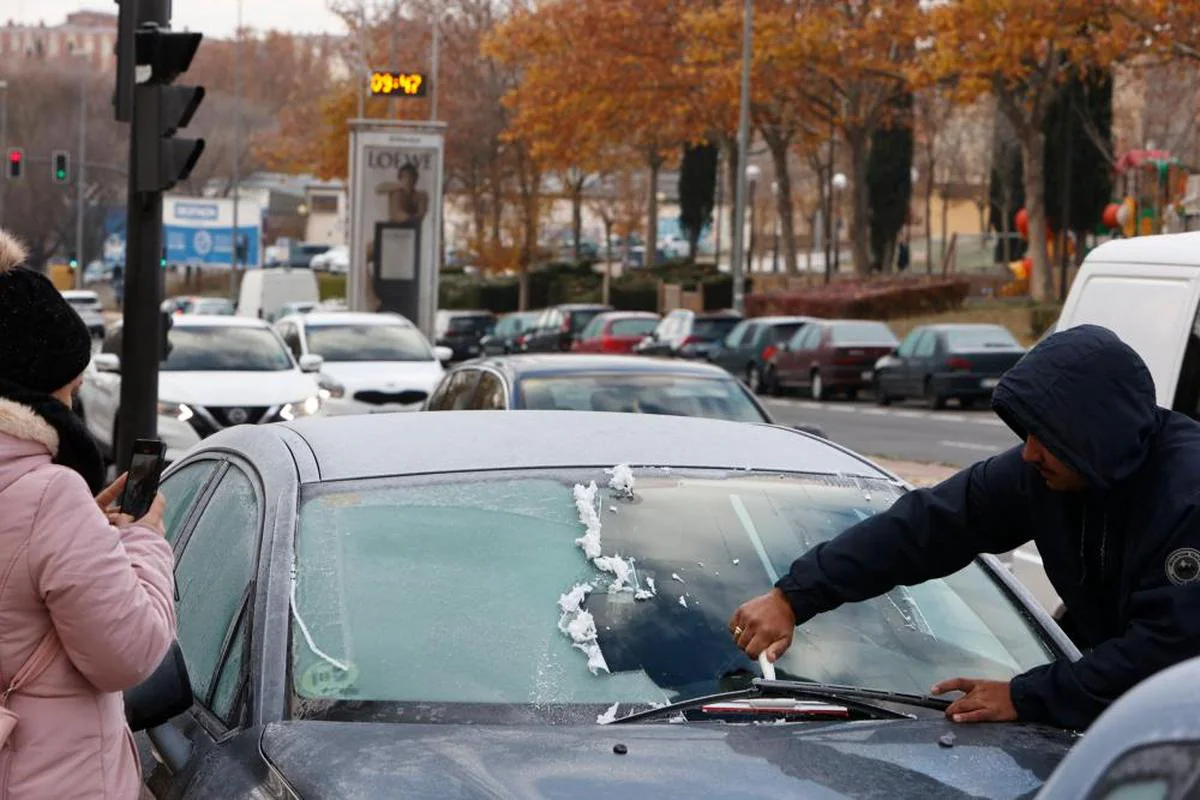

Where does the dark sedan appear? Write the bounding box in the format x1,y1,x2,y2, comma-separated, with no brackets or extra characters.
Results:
635,309,743,360
434,309,497,362
522,303,613,353
708,315,812,394
130,412,1080,798
481,310,540,355
874,324,1027,409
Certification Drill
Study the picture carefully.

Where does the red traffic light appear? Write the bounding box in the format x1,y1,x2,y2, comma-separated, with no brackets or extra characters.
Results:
5,148,23,179
7,151,18,163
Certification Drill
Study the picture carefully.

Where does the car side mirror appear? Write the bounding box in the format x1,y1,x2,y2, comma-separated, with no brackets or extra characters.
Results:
94,353,121,373
124,641,193,733
298,354,324,373
433,345,454,363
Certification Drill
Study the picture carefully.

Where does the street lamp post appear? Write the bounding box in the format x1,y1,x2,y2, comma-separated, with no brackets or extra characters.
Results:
729,0,754,314
771,180,779,273
831,172,847,275
75,66,88,289
746,164,761,273
0,80,8,228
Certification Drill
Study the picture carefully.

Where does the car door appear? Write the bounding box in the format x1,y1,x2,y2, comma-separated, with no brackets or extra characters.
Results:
786,324,820,387
881,329,920,396
146,461,265,797
908,330,940,395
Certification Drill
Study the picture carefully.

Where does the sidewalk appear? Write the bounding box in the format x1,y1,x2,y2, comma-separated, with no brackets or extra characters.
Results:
869,457,958,487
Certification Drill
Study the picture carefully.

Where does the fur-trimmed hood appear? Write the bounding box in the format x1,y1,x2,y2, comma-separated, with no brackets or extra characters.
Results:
0,229,28,274
0,397,59,456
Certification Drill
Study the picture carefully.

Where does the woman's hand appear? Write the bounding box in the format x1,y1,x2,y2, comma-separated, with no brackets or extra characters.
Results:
95,473,166,535
96,472,127,516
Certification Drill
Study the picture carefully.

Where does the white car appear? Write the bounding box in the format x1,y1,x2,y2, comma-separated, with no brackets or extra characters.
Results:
309,244,349,274
274,311,451,415
61,289,107,339
79,316,325,463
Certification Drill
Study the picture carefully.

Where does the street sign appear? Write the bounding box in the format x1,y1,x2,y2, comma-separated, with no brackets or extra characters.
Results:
347,121,446,338
369,71,428,97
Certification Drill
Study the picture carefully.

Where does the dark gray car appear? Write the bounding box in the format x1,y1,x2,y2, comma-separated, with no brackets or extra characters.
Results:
874,324,1027,410
708,316,812,394
130,412,1081,798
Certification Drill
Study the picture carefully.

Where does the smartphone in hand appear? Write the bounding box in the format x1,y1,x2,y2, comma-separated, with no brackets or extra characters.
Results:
119,439,166,519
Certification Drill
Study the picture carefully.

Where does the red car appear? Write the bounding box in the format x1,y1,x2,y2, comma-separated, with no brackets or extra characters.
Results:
766,319,899,400
571,311,661,354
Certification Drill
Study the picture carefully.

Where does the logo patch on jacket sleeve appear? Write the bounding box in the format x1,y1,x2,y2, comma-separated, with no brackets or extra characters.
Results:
1166,548,1200,586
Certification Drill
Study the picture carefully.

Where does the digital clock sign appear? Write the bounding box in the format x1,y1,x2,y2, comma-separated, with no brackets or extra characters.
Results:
369,71,428,97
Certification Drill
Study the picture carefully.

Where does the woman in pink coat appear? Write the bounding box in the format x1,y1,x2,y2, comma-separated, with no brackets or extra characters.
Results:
0,230,177,799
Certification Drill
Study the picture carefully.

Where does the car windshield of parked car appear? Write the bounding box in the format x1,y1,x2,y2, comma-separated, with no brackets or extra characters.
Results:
497,314,534,337
693,317,740,340
831,322,898,345
947,327,1021,350
569,309,606,333
292,469,1055,723
190,299,235,315
579,317,607,340
516,374,767,423
161,326,294,372
611,318,658,337
448,315,494,335
305,324,433,362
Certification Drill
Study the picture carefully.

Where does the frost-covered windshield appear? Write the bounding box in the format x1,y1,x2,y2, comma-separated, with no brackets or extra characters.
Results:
290,469,1053,723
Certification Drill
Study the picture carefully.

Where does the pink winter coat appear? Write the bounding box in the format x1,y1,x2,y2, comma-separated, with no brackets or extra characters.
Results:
0,398,176,800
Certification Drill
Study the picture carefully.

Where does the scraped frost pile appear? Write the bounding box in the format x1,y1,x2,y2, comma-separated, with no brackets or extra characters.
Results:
557,583,609,675
596,702,620,725
558,465,664,675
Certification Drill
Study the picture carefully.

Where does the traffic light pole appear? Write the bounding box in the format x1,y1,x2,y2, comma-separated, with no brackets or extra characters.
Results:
75,67,87,289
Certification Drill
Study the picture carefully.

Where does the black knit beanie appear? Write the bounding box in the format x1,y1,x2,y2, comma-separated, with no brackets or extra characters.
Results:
0,231,93,394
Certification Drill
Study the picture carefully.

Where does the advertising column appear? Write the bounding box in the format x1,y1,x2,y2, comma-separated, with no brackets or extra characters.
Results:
348,121,446,338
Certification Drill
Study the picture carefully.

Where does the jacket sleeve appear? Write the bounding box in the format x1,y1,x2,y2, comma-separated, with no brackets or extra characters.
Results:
776,447,1034,623
27,468,177,693
1010,503,1200,730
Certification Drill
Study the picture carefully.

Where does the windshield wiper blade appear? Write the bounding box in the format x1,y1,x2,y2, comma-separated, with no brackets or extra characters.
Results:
610,680,926,725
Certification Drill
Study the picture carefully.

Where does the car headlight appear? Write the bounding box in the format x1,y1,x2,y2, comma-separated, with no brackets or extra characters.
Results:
157,401,194,422
317,373,345,400
280,395,322,421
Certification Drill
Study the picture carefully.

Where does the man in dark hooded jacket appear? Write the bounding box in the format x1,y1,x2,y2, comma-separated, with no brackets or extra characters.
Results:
729,324,1200,730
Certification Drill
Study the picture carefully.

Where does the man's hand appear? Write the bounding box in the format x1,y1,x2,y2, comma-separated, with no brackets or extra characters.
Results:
931,678,1017,723
729,588,797,663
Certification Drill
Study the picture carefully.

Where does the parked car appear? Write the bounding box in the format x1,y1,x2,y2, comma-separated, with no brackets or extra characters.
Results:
1036,653,1200,798
708,316,813,394
873,324,1027,409
1055,231,1200,420
434,309,497,362
635,310,743,360
275,311,450,415
78,316,324,464
767,319,899,400
481,310,540,355
237,267,320,322
522,303,613,353
309,244,349,274
571,311,660,354
130,411,1079,798
61,289,106,339
424,354,827,435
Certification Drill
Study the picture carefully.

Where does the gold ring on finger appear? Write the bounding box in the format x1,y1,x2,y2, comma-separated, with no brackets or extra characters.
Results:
733,626,744,637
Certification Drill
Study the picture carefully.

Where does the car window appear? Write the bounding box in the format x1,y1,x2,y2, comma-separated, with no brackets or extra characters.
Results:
174,466,260,719
471,372,507,410
518,375,768,422
1173,301,1200,420
209,604,249,726
611,318,658,337
279,324,303,359
430,370,481,411
831,322,898,346
896,329,922,358
569,309,606,333
305,325,433,362
945,327,1020,350
160,461,219,545
579,317,607,341
723,321,749,347
693,317,740,341
162,326,294,372
1087,742,1200,800
291,470,1054,720
792,325,819,350
740,323,761,347
914,331,938,358
770,323,804,345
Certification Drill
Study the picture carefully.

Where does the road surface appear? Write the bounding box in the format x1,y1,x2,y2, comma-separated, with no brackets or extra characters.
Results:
764,396,1020,467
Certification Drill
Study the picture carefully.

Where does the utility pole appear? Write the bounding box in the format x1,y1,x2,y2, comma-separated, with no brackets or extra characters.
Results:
431,1,441,122
232,0,243,274
730,0,753,314
75,66,87,289
114,0,207,470
0,81,8,227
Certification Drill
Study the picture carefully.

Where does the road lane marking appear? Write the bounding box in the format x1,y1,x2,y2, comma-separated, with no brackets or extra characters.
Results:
938,440,1002,452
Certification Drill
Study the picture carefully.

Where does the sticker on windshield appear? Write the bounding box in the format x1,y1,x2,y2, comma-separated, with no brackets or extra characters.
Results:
1166,548,1200,586
299,661,360,697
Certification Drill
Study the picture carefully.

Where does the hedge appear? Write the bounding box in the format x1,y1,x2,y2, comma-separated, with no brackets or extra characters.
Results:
744,279,970,320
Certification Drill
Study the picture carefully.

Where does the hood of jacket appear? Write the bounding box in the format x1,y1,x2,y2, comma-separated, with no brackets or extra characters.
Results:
991,324,1159,491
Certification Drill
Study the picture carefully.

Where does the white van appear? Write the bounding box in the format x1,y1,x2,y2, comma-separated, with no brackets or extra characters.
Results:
1011,232,1200,618
237,268,320,323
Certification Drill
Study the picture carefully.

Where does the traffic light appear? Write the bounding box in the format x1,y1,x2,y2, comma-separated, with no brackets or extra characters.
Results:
68,253,79,269
5,148,22,180
132,28,207,192
52,151,70,184
160,247,167,269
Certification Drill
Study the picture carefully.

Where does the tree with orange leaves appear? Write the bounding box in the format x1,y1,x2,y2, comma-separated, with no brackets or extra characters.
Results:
919,0,1136,301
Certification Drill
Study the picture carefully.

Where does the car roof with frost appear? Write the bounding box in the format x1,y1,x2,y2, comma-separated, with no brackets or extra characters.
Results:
253,410,891,483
